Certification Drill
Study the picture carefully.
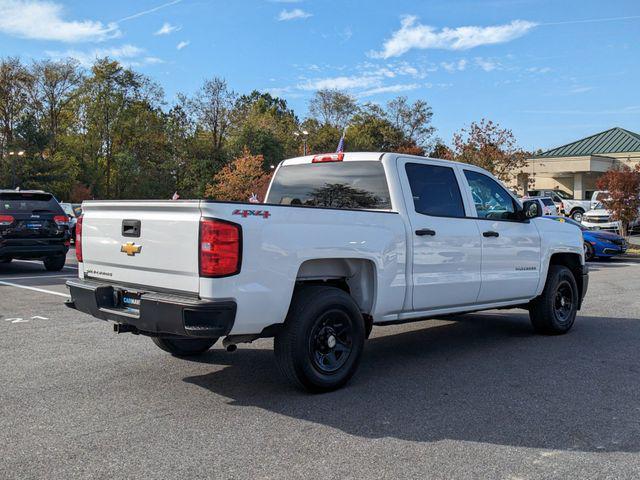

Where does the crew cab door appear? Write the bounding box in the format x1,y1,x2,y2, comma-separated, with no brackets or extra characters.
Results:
398,159,482,311
461,169,541,303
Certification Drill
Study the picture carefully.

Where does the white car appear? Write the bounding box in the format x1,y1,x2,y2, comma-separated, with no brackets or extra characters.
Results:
66,152,588,392
582,202,640,232
525,196,558,216
528,189,591,221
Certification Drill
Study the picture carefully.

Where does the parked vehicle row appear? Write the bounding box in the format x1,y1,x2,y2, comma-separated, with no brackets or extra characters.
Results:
527,189,608,222
66,152,588,392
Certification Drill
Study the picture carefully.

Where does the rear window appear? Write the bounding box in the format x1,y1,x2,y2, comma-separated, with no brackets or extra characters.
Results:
266,161,392,210
0,192,63,214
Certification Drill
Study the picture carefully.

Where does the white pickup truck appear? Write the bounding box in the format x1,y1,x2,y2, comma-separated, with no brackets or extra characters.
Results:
67,152,588,392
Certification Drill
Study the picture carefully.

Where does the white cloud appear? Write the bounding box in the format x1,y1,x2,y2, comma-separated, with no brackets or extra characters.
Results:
527,66,552,74
155,22,181,35
441,59,467,72
0,0,120,42
569,85,594,94
297,75,379,91
45,44,161,67
475,57,501,71
358,83,420,97
372,16,537,58
176,40,190,50
277,8,312,21
117,0,183,22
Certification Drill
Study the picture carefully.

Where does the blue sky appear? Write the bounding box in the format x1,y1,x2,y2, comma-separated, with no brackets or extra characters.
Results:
0,0,639,151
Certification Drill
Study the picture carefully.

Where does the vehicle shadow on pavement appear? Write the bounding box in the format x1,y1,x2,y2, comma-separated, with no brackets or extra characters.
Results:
184,312,640,453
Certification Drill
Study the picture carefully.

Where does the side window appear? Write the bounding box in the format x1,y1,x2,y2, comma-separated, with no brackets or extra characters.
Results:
464,170,517,220
405,163,465,218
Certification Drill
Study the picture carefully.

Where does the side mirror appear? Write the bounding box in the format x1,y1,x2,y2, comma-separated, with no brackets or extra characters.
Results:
522,199,542,219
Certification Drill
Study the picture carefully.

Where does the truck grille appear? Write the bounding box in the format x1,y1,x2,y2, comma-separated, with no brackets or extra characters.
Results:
587,216,611,224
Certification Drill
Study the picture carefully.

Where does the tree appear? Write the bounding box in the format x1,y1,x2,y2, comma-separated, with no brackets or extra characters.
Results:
308,89,356,129
596,164,640,237
0,57,30,183
78,58,163,198
204,149,272,202
452,119,529,185
26,59,82,154
429,141,453,160
184,77,236,164
387,96,435,151
228,91,299,168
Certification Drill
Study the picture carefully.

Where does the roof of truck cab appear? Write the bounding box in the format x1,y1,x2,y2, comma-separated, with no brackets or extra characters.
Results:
279,152,468,167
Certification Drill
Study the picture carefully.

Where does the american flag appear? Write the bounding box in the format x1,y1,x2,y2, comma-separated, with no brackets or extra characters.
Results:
336,127,347,153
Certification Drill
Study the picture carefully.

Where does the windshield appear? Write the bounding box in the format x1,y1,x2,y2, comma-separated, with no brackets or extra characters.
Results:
266,161,392,210
0,192,63,215
554,190,573,200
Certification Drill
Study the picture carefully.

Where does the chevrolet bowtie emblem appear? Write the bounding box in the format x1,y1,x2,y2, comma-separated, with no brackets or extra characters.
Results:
120,242,142,256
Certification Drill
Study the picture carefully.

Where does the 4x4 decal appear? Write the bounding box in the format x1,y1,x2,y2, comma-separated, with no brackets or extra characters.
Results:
232,209,271,219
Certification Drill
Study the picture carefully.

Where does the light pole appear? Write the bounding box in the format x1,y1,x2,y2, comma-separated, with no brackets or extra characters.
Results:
8,150,25,189
294,130,309,156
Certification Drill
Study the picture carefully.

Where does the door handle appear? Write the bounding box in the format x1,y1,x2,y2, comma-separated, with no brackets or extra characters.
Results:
483,231,499,238
415,228,436,236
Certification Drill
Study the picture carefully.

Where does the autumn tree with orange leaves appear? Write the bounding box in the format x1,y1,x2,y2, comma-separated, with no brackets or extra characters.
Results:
596,164,640,237
204,149,272,202
452,119,530,185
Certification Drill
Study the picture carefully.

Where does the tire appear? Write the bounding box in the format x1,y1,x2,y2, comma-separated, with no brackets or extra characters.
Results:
584,242,595,261
151,337,218,356
0,258,11,264
571,209,584,222
43,255,66,271
529,265,578,335
274,286,365,393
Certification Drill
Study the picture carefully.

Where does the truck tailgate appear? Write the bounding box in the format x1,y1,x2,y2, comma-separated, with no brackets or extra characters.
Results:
80,201,201,293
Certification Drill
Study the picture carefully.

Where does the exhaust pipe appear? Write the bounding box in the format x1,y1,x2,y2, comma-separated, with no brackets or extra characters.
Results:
222,334,260,352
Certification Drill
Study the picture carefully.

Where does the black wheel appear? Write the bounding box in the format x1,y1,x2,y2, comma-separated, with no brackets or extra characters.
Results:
274,286,365,393
0,258,11,264
584,242,595,261
151,337,218,356
571,209,584,222
43,255,66,271
529,265,578,335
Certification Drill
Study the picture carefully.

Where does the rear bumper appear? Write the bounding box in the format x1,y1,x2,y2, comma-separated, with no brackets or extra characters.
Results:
66,278,236,338
0,239,68,259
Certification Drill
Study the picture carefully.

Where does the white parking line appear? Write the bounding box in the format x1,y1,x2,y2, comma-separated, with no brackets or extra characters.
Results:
0,274,75,281
0,280,70,298
10,259,78,270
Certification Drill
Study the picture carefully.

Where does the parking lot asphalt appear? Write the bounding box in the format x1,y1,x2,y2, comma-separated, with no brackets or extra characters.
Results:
2,250,640,479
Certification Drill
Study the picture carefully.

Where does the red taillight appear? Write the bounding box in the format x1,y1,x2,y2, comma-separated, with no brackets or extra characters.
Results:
312,152,344,163
199,218,241,277
53,215,69,226
0,215,14,226
75,216,83,262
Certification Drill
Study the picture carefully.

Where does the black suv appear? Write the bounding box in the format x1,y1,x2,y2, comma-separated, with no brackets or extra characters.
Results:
0,190,71,271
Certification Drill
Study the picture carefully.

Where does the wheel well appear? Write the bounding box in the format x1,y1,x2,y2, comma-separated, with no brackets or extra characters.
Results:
295,258,376,316
549,252,585,301
570,207,585,213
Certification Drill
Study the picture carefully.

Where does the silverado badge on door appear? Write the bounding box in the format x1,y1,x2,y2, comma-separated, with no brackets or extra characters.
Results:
120,242,142,256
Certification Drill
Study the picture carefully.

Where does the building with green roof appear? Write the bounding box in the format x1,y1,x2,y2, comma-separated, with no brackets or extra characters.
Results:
519,127,640,199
